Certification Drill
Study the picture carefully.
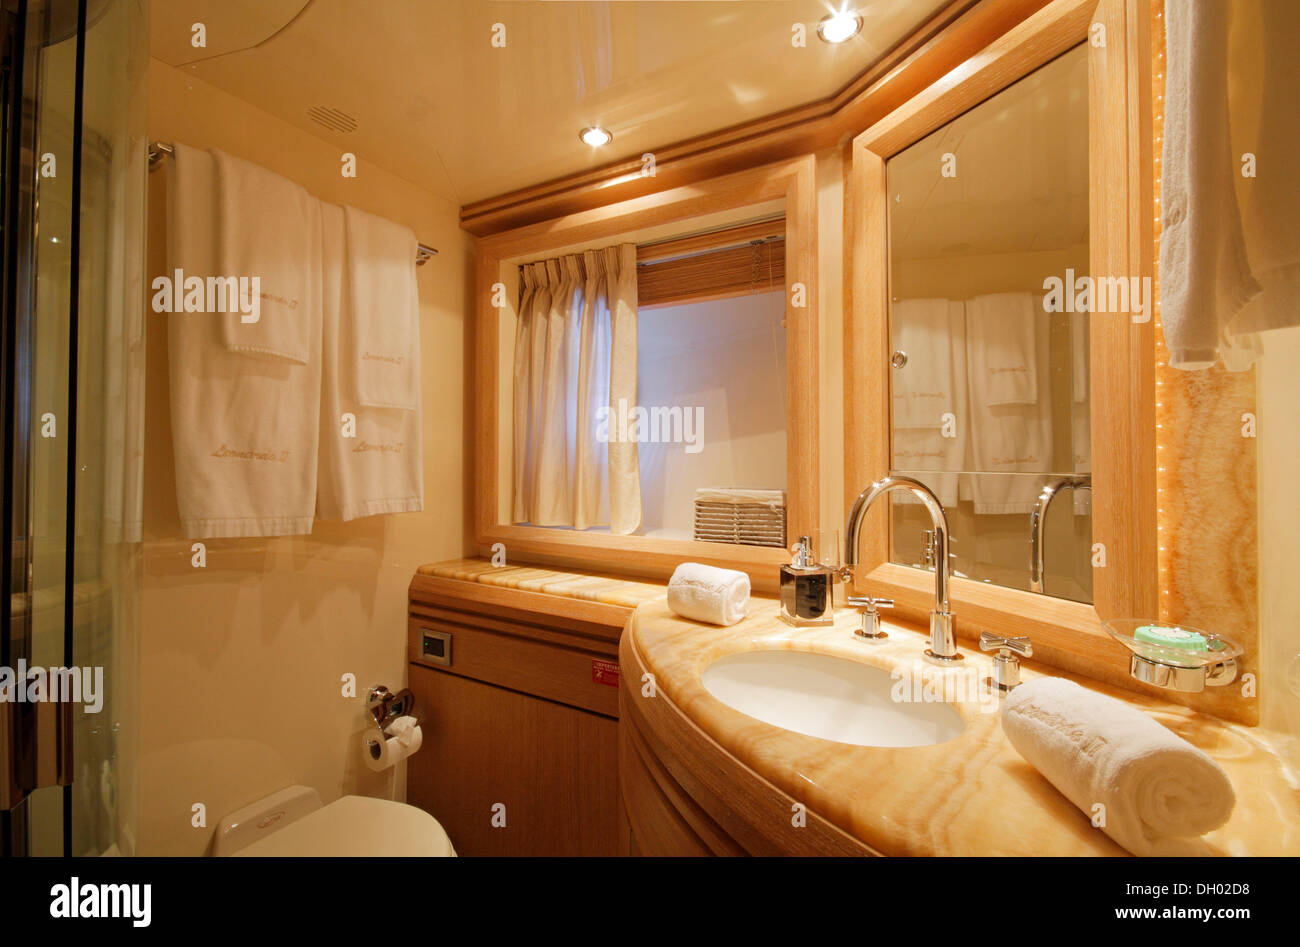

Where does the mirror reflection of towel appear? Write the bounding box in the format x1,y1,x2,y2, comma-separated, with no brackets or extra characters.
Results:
965,292,1039,405
890,299,967,506
891,299,967,428
965,293,1052,515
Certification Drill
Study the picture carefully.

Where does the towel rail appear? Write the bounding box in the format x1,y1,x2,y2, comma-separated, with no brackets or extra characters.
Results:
147,140,438,264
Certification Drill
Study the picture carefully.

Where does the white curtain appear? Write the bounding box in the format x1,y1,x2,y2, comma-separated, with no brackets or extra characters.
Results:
512,243,641,534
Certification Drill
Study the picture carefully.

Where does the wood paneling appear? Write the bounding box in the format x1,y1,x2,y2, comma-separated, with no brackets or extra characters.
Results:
619,717,734,857
407,665,620,857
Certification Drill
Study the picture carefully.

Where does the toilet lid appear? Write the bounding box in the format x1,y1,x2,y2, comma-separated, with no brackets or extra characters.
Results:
234,795,455,857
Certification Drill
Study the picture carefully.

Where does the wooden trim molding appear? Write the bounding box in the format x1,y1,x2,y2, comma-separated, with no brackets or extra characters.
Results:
473,156,819,592
839,0,1208,712
460,0,1054,236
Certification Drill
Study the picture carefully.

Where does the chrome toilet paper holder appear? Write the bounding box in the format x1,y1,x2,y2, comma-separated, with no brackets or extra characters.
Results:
366,684,418,730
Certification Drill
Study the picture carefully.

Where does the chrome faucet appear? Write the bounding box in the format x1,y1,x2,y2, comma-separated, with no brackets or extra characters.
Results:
1029,475,1091,594
844,475,962,664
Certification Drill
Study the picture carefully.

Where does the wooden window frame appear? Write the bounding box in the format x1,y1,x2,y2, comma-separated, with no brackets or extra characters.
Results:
473,156,819,590
843,0,1158,679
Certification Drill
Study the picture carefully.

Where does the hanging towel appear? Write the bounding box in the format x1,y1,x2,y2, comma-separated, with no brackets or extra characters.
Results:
342,205,421,410
891,299,967,428
165,143,322,538
966,295,1052,515
317,202,424,521
211,149,319,363
1159,0,1262,370
1002,677,1235,856
890,299,967,508
1225,0,1300,342
965,292,1039,405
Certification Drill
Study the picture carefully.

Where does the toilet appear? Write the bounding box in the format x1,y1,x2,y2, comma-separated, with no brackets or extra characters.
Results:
214,785,456,857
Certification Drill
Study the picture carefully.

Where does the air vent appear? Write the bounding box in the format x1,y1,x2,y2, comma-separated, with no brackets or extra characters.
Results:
306,106,358,133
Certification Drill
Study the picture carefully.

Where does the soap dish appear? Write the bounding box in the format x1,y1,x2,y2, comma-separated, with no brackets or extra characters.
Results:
1104,619,1242,693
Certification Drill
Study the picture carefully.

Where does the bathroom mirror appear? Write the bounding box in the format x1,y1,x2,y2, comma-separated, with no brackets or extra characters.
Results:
886,44,1092,603
844,0,1158,674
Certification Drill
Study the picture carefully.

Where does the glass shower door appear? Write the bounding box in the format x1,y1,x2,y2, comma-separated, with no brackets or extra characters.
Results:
1,0,145,858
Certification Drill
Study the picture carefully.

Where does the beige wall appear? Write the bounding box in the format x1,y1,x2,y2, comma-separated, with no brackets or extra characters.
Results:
139,60,470,855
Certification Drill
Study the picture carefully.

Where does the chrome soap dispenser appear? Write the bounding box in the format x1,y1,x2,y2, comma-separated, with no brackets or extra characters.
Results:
779,535,834,627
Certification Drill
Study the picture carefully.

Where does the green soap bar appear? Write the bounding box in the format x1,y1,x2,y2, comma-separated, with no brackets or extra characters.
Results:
1135,624,1207,651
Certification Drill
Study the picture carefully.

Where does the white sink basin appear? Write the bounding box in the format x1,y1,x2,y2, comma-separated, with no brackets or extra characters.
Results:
701,650,965,748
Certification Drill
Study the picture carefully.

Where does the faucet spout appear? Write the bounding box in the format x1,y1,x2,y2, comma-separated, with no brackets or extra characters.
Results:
1029,475,1092,595
844,475,961,663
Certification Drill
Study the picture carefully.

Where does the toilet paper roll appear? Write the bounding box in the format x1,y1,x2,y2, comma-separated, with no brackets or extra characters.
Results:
362,723,423,772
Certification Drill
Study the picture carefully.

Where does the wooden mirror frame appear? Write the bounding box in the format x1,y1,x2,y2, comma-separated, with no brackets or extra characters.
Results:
473,156,819,591
843,0,1158,679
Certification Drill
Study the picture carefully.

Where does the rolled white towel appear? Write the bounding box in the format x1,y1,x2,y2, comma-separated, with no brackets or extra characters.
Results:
667,563,750,627
1001,677,1235,856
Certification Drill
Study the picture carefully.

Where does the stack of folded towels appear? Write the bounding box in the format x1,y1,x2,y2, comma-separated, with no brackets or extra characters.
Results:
1001,677,1236,856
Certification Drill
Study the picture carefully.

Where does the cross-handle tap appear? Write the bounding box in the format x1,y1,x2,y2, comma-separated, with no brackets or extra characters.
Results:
844,475,962,664
979,631,1033,691
847,595,892,639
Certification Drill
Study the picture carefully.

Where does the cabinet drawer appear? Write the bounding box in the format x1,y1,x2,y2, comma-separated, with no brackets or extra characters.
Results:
408,614,619,717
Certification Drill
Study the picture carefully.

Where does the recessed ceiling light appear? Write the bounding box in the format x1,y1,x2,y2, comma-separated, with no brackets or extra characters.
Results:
580,126,612,147
817,10,862,44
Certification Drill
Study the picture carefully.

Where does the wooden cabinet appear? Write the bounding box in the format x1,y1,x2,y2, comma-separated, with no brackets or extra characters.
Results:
405,575,628,856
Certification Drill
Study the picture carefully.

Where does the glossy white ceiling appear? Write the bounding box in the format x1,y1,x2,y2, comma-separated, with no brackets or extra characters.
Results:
150,0,952,205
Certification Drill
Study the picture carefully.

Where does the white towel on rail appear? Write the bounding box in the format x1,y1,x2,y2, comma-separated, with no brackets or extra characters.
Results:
965,292,1039,405
342,205,421,410
1224,0,1300,342
211,149,319,363
890,299,967,507
165,143,322,538
891,299,967,428
317,202,423,521
965,294,1051,515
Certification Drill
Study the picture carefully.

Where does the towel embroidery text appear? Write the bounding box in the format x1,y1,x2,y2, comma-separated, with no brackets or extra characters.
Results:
211,444,291,463
361,352,405,366
352,441,405,454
